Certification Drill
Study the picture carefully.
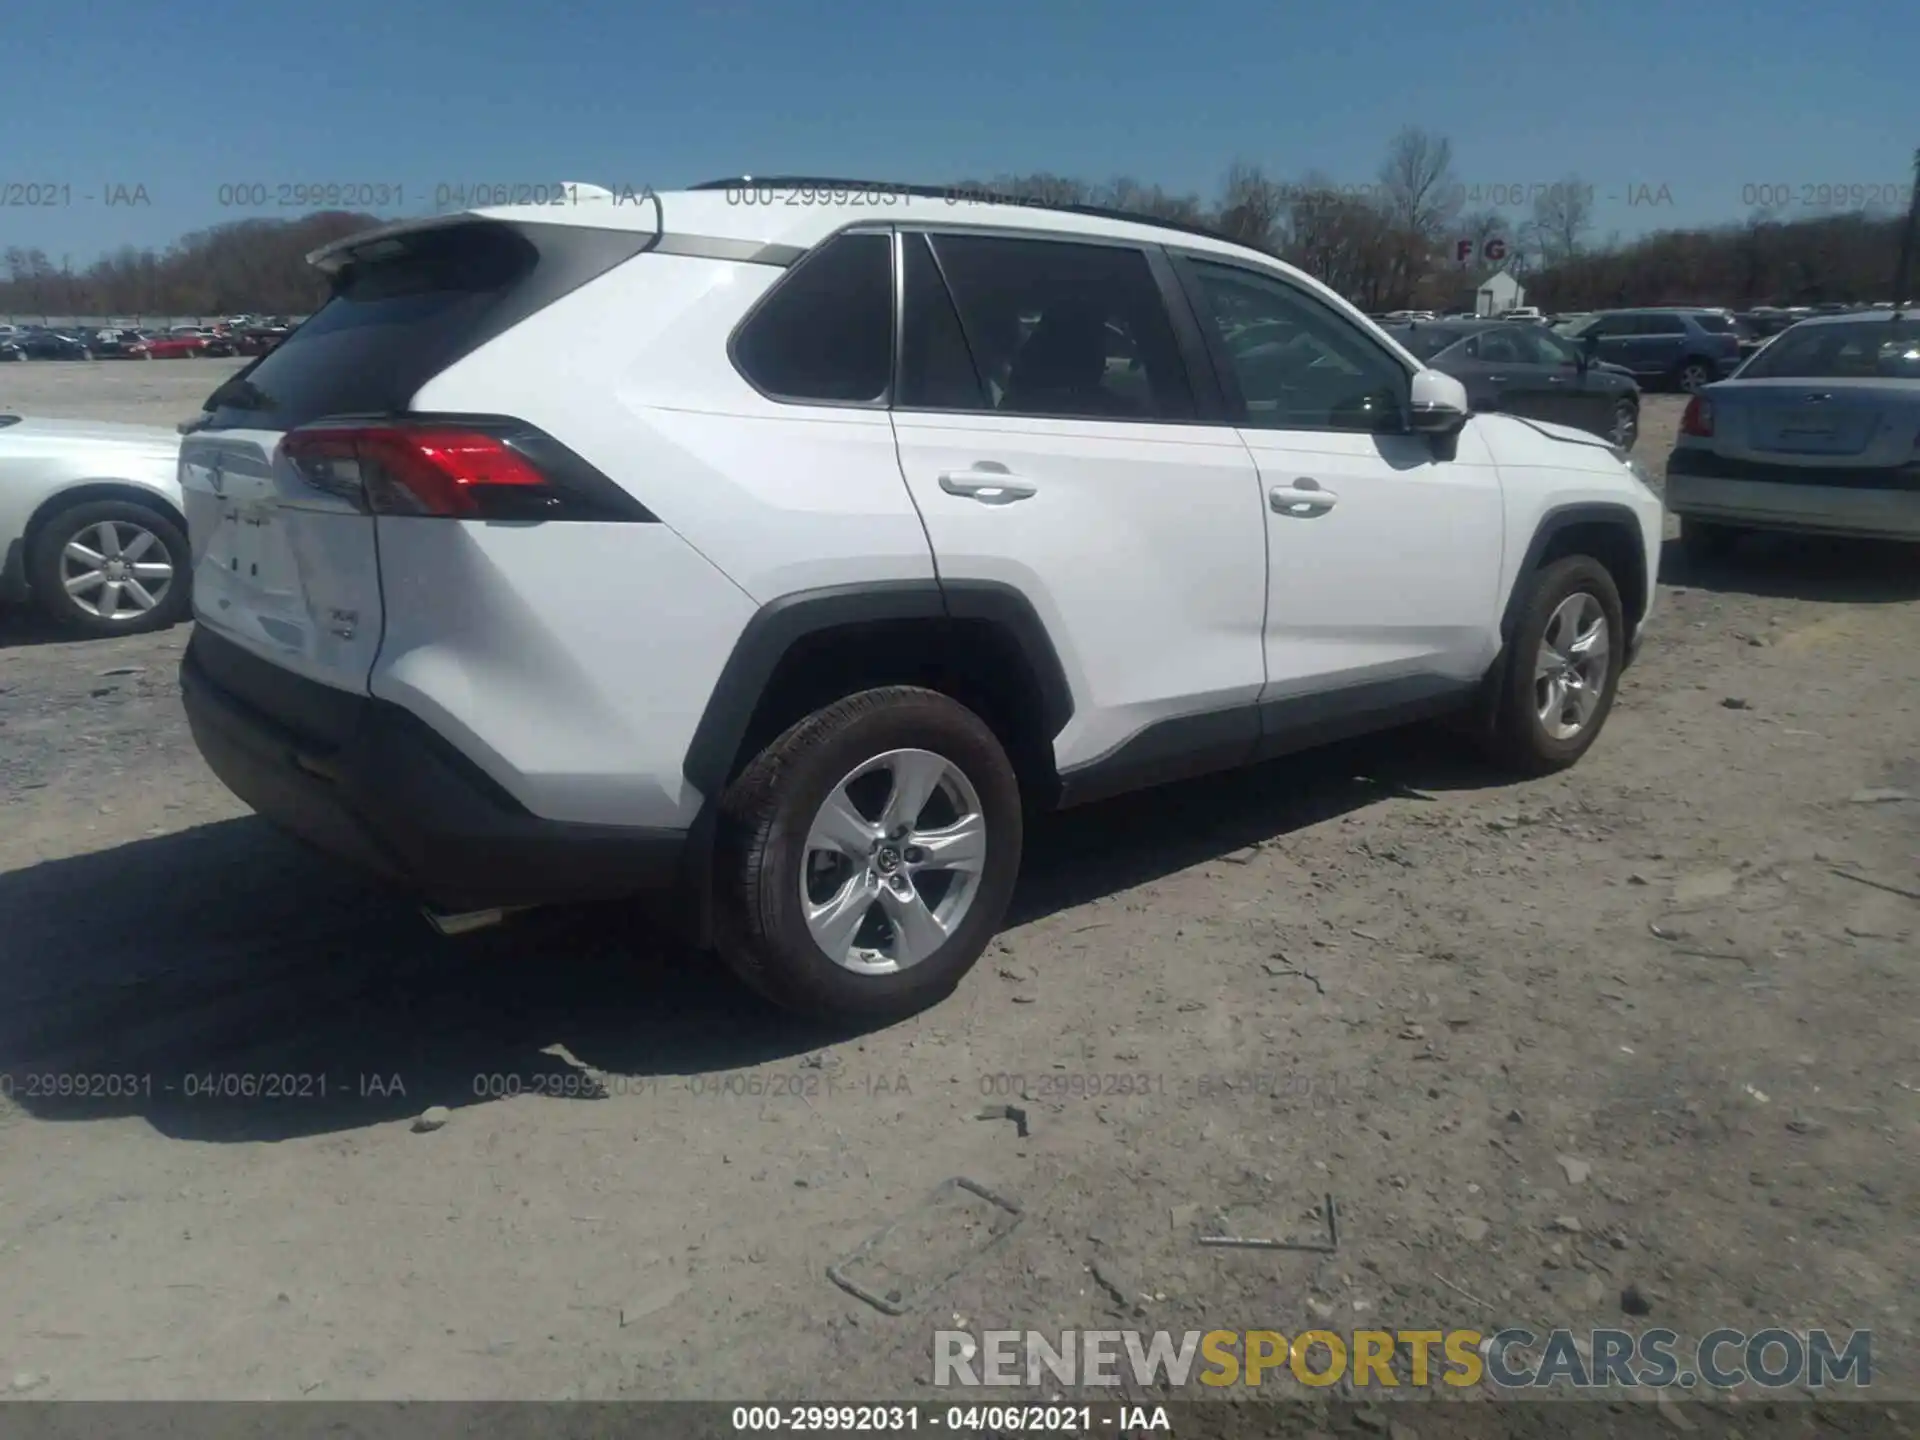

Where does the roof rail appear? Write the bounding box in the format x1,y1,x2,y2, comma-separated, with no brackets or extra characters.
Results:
687,175,1238,248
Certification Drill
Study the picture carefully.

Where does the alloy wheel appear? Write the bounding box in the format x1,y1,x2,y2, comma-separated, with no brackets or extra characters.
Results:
799,748,988,975
1610,400,1638,450
1533,592,1610,741
60,519,175,621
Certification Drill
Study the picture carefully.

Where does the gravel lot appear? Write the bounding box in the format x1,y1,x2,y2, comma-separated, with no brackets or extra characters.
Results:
1,363,1915,1414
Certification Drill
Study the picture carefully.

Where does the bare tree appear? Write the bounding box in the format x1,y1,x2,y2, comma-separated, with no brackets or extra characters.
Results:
1374,127,1462,303
1278,174,1402,307
1094,177,1205,226
1376,127,1461,235
1213,162,1286,252
1524,176,1595,267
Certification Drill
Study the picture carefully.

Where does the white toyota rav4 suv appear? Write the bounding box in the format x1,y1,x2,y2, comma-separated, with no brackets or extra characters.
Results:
177,178,1663,1021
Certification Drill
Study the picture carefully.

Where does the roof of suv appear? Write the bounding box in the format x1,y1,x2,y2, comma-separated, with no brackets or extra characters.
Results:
307,177,1286,275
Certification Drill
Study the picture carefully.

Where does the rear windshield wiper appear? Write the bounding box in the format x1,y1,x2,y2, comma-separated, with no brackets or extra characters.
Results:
205,377,275,412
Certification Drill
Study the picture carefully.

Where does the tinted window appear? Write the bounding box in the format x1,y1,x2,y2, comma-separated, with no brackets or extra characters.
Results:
1739,321,1920,379
198,220,647,432
1190,261,1407,431
1637,314,1687,335
1473,327,1531,365
1510,326,1577,365
899,233,986,409
927,234,1195,421
1692,313,1737,333
734,231,893,404
1388,326,1468,361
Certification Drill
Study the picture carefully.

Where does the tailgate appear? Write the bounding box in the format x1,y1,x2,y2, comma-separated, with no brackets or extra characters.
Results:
181,428,385,692
179,214,655,698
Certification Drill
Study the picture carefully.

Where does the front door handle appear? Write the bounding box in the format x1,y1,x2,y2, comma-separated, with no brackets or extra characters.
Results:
1485,374,1508,383
1270,481,1338,518
939,468,1037,504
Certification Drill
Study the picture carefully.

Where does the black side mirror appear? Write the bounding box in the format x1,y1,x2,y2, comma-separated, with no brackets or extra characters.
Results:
1581,331,1601,356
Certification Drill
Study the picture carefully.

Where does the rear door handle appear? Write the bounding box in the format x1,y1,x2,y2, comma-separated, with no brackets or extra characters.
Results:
1270,482,1338,518
939,469,1037,504
1485,374,1507,383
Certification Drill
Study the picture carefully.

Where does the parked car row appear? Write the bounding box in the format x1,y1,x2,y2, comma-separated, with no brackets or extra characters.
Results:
0,318,297,361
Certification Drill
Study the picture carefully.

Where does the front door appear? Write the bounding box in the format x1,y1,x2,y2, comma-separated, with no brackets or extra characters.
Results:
1172,256,1506,738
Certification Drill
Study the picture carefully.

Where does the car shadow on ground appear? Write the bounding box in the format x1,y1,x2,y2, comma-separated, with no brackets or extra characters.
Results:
0,726,1506,1143
0,608,79,649
1660,532,1920,603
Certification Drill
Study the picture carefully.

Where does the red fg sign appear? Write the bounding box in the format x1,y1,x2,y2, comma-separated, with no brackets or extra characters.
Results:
1456,236,1508,263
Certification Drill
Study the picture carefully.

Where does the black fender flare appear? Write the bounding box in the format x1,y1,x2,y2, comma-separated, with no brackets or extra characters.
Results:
681,577,1073,798
1498,501,1646,646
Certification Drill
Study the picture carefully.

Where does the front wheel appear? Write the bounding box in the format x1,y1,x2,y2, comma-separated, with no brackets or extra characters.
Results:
1481,556,1626,776
714,686,1024,1021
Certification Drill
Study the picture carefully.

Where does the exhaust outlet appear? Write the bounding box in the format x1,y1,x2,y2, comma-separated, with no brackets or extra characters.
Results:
421,905,532,937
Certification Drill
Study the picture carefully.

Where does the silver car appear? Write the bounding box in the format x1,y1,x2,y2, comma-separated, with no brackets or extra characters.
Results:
0,415,188,634
1666,310,1920,560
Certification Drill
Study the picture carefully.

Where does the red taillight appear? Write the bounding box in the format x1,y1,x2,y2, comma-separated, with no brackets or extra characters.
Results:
282,425,551,517
1680,396,1714,437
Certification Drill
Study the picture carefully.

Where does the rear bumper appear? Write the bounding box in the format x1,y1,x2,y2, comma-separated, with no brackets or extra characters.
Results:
179,629,689,911
1666,449,1920,541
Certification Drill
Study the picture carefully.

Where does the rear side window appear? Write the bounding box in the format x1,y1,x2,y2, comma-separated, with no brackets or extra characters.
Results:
732,231,893,404
927,233,1196,422
196,220,650,433
900,233,987,409
1691,314,1736,333
1637,314,1687,335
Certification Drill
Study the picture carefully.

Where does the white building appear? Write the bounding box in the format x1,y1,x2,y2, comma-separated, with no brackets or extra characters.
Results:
1476,269,1526,317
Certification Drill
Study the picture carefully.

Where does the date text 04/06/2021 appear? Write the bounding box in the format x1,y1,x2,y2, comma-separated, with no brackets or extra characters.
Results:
728,1403,1171,1432
0,1073,403,1102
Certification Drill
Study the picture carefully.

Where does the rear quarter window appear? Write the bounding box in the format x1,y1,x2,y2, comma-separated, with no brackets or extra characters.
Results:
731,231,894,404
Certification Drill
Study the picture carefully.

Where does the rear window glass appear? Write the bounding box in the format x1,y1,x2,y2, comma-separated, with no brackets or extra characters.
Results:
196,220,646,432
1739,321,1920,379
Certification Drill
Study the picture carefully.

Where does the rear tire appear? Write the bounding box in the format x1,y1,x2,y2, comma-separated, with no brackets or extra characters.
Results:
1481,556,1625,777
26,499,191,636
714,686,1023,1021
1675,358,1713,393
1609,398,1639,451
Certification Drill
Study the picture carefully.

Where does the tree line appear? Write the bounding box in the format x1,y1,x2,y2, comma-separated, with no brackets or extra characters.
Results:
0,129,1908,317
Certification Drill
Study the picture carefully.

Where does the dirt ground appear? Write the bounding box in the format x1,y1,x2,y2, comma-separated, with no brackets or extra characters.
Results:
1,364,1914,1414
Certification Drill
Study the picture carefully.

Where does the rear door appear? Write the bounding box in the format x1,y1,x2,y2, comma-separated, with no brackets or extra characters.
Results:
1634,313,1689,375
889,228,1270,777
1509,323,1609,432
1585,314,1640,373
181,216,649,694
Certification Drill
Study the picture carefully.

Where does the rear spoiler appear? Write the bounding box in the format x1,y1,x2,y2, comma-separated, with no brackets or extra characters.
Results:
306,190,666,276
305,192,804,277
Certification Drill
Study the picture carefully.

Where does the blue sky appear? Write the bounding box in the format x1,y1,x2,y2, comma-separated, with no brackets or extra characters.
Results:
2,0,1909,265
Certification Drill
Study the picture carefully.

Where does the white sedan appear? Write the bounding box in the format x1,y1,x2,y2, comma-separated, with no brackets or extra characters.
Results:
0,415,188,634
